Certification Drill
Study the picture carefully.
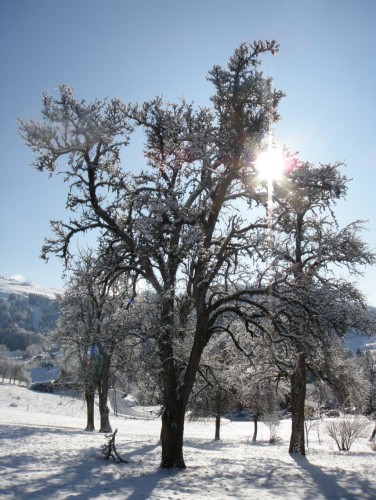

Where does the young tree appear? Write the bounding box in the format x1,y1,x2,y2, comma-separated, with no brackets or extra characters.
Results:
56,251,136,432
20,41,283,468
0,346,11,383
356,347,376,414
188,336,238,441
230,334,288,443
315,339,371,413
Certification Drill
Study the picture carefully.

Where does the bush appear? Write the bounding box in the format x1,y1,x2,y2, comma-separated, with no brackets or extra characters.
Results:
263,412,281,444
326,414,370,451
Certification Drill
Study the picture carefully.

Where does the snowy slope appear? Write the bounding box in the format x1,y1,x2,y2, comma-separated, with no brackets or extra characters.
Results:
0,276,62,300
345,332,376,352
1,383,376,499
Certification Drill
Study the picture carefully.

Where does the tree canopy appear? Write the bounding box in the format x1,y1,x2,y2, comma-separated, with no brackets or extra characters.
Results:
19,40,376,467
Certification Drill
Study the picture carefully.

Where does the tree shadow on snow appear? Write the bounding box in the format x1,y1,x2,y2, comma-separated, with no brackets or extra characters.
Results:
183,438,234,451
122,440,160,460
291,454,376,500
0,443,165,500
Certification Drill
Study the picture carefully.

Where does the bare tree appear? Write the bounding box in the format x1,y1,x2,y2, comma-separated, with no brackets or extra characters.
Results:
56,251,136,432
262,161,376,455
21,37,375,467
20,41,283,468
188,336,238,441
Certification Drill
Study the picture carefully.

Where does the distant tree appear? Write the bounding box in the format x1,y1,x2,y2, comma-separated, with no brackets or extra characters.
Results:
232,337,287,442
57,261,100,430
8,362,31,386
356,348,376,413
188,337,238,441
0,356,11,383
120,291,162,406
24,343,42,359
316,340,371,413
0,344,9,358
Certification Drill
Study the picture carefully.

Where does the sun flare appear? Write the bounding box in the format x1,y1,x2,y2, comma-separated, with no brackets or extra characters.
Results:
255,149,285,182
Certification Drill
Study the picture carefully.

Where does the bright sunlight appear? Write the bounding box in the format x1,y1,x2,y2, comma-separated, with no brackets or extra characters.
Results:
255,149,285,182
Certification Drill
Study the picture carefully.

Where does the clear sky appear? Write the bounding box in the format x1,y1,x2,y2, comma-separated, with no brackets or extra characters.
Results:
1,0,376,303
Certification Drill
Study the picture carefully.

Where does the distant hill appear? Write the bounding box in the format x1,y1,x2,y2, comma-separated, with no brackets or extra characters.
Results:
345,331,376,353
0,276,62,351
332,306,376,353
0,275,375,353
0,276,62,300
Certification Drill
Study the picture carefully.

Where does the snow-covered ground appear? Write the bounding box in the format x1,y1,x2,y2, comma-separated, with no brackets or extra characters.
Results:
1,384,376,499
0,276,62,300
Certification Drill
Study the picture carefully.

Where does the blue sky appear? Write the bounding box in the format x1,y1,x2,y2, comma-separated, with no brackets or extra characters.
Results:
1,0,376,303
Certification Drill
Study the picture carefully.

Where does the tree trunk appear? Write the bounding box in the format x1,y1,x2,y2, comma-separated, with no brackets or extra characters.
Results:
85,388,95,431
160,406,186,469
215,414,221,440
99,402,111,433
157,294,188,469
113,387,118,416
289,352,307,455
370,425,376,441
97,353,112,433
158,293,209,469
252,414,258,442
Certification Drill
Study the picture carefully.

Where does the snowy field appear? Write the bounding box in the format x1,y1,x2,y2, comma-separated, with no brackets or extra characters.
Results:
1,384,376,499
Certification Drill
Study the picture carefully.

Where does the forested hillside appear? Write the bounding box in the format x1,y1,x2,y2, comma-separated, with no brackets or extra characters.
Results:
0,277,60,351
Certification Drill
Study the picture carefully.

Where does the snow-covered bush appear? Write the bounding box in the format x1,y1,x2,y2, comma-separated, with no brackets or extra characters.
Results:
326,414,370,451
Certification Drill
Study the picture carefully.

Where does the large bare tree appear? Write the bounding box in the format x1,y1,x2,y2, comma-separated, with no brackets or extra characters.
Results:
20,41,284,468
20,38,376,466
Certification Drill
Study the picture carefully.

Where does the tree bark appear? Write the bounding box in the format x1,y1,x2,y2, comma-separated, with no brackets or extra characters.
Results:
369,425,376,441
215,414,221,440
289,352,307,455
160,406,186,469
97,353,112,433
158,295,187,469
158,286,209,468
252,414,258,442
85,388,95,431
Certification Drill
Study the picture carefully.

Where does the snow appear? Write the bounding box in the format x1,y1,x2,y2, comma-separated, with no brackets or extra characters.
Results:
345,332,376,353
0,276,62,300
30,366,62,383
1,384,376,499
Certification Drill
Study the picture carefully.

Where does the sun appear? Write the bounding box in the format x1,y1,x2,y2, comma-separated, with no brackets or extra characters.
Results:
255,149,285,182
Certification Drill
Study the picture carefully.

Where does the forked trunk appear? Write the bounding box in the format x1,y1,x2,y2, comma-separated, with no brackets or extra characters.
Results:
289,352,307,455
158,294,209,469
85,388,95,431
160,406,186,469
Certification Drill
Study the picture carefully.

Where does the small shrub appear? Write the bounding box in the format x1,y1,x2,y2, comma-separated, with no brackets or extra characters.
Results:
264,412,281,444
326,414,370,451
